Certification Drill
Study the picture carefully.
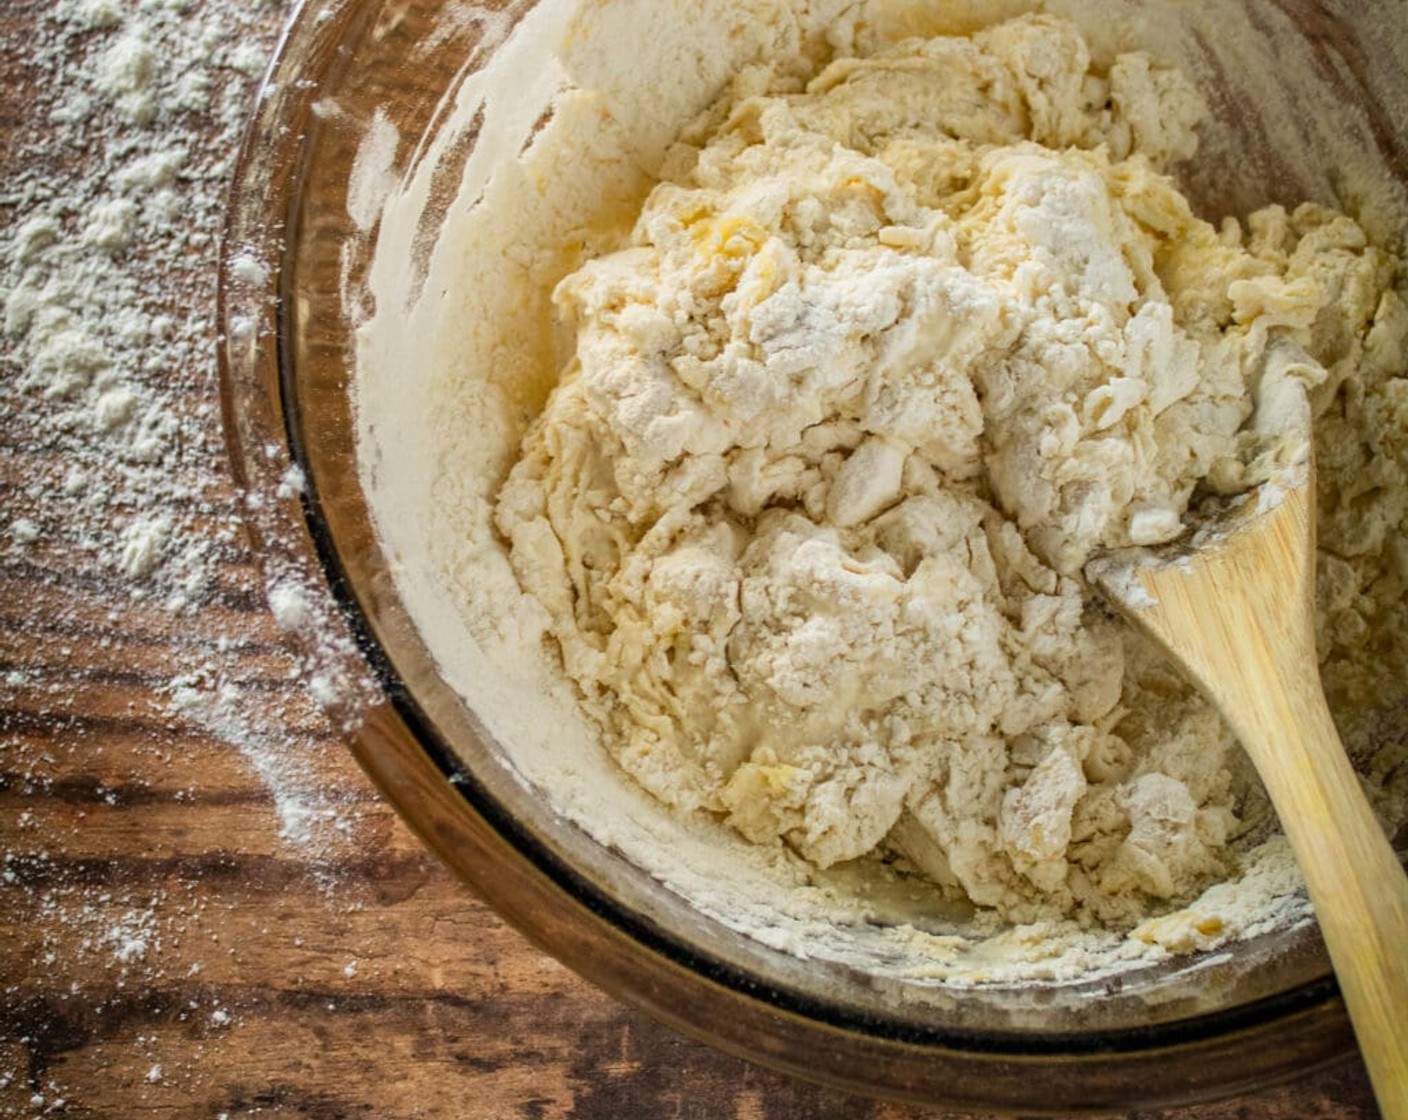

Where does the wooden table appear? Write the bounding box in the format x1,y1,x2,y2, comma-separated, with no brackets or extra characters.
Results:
0,2,1383,1116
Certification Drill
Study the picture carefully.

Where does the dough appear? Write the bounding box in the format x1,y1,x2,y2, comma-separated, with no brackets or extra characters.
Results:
495,14,1408,928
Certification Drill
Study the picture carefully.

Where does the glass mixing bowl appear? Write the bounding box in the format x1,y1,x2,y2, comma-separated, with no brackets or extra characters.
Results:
219,0,1404,1110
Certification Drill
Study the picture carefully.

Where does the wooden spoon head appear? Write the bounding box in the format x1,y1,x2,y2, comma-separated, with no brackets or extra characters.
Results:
1086,360,1316,638
1086,457,1314,621
1081,451,1322,810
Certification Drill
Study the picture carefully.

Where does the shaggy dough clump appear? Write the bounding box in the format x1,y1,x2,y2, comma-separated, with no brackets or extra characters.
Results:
495,14,1408,927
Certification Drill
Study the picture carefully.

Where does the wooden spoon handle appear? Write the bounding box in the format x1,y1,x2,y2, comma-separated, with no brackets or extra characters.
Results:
1239,687,1408,1120
1138,568,1408,1112
1102,490,1408,1116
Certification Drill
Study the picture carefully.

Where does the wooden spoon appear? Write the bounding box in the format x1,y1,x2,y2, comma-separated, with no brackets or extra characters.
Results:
1087,454,1408,1117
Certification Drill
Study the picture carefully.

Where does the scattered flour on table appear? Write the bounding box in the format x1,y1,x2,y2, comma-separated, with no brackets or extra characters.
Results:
0,1,386,1108
0,0,359,860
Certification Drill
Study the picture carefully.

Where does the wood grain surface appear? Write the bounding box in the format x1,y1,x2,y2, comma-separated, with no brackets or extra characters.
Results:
0,2,1385,1117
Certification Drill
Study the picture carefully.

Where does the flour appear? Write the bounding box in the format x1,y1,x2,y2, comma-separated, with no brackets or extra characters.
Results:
494,14,1407,930
0,21,392,1114
0,0,359,857
1,16,385,1110
355,0,1407,986
5,5,238,596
